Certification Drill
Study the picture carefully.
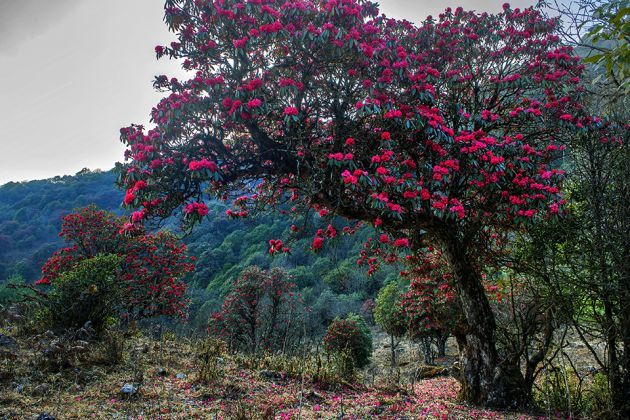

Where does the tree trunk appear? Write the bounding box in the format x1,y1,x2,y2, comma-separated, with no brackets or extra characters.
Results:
390,334,396,369
441,232,529,409
420,336,434,365
616,245,630,418
436,331,448,358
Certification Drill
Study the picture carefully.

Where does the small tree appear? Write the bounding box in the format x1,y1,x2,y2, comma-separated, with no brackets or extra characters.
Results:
208,266,301,354
374,282,406,368
323,313,372,369
36,206,194,320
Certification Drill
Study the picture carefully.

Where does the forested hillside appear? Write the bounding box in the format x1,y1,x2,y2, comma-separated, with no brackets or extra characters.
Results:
0,169,123,281
0,169,395,329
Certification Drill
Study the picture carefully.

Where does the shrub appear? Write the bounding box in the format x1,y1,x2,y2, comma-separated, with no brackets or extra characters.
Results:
535,366,614,418
323,313,372,369
41,254,123,334
0,275,27,306
195,337,226,384
232,349,356,389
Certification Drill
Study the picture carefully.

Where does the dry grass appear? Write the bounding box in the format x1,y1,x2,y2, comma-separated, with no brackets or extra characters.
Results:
0,328,541,419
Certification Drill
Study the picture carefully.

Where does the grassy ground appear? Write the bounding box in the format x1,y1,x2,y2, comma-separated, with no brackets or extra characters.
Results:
0,329,542,419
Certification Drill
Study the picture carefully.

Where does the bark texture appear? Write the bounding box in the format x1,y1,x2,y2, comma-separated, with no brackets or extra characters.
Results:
441,231,529,408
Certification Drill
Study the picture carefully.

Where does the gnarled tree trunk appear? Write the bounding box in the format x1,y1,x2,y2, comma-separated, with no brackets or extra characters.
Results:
440,231,529,409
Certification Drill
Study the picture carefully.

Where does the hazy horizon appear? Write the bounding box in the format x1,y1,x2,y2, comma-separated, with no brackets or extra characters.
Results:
0,0,536,186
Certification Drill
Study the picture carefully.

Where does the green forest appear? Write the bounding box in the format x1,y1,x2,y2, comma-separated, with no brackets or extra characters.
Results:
0,169,396,332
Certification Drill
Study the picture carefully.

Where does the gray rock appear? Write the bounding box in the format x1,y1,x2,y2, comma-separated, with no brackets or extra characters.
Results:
176,373,186,379
32,383,50,396
157,367,168,376
585,366,599,375
36,414,55,420
259,370,283,380
0,333,16,347
120,383,137,395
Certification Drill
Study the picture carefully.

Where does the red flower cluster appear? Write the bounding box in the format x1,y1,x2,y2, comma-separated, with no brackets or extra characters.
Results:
188,158,218,172
183,201,209,217
401,250,458,337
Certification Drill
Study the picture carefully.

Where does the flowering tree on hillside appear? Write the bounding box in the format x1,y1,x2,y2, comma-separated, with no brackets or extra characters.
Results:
118,0,585,407
37,206,194,319
208,266,302,354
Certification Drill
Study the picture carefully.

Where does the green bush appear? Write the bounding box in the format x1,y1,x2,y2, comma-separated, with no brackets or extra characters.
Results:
41,254,123,334
0,275,27,305
535,366,613,418
323,313,372,369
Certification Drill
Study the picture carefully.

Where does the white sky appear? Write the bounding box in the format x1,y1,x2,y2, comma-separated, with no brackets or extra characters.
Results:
0,0,536,185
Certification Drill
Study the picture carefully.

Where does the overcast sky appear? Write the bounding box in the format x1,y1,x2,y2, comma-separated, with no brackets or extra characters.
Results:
0,0,536,185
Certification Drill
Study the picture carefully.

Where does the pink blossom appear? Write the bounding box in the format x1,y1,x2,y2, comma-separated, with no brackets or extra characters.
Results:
189,159,218,172
247,98,262,109
312,236,324,250
394,238,410,247
184,202,209,217
123,190,136,206
233,36,248,49
284,106,299,116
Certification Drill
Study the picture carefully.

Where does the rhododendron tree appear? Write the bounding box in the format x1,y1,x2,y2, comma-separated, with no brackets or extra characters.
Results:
118,0,585,407
37,206,194,319
208,266,302,354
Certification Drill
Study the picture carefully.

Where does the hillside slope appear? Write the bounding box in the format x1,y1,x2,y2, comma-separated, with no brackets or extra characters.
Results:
0,169,396,331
